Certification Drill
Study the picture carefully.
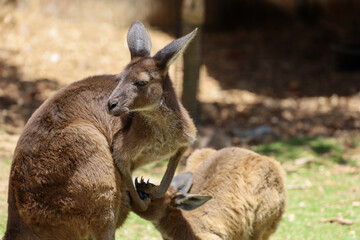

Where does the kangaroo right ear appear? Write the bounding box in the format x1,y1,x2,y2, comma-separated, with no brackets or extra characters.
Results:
127,21,151,59
174,193,212,211
171,172,194,194
153,28,197,69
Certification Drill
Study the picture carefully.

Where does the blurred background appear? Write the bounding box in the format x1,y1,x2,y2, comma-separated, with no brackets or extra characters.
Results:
0,0,359,239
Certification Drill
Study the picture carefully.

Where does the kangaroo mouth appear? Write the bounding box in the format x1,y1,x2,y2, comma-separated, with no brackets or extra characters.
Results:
110,108,130,117
107,100,130,117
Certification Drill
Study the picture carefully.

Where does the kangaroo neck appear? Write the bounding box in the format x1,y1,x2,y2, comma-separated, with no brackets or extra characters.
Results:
155,210,201,240
160,74,182,115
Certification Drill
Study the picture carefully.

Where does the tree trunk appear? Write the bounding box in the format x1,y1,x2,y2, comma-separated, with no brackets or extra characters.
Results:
181,0,204,124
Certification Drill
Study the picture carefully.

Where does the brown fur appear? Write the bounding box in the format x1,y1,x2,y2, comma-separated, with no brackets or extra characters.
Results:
134,147,287,240
4,22,196,239
4,76,128,240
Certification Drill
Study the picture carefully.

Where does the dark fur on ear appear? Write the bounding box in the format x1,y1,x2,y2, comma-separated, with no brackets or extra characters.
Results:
127,21,151,59
174,193,212,211
154,28,197,68
171,172,212,211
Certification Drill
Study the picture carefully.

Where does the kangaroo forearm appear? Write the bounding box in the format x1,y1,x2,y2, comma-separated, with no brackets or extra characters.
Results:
113,159,149,212
152,147,187,198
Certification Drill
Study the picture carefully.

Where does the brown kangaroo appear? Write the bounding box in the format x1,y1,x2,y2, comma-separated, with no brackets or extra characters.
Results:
4,21,196,240
134,147,287,240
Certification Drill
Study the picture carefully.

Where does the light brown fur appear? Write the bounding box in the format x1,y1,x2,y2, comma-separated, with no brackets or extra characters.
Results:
4,22,196,240
135,147,287,240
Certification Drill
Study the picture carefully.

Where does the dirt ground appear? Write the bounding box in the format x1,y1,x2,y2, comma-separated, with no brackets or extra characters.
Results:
0,2,359,154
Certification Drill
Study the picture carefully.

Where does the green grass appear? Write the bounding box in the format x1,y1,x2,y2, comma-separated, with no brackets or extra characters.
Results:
116,213,161,240
272,165,360,240
1,136,359,239
116,136,360,239
251,136,360,240
0,158,11,237
117,163,360,240
251,136,360,165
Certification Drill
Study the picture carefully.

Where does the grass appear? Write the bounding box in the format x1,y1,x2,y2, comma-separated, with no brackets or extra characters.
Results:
251,136,360,165
272,165,360,240
0,136,359,239
254,136,360,239
115,136,360,239
0,157,11,237
116,213,161,240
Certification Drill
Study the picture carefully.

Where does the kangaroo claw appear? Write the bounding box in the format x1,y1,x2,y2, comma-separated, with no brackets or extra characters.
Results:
135,176,158,198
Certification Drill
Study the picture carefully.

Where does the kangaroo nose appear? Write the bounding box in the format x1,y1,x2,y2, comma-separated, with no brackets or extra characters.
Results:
107,99,118,112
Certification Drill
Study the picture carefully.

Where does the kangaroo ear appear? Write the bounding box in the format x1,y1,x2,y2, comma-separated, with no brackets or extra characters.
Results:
171,172,194,194
127,21,151,59
174,193,212,211
153,28,197,69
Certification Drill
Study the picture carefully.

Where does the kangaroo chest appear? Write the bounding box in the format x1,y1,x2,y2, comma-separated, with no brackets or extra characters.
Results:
123,113,191,170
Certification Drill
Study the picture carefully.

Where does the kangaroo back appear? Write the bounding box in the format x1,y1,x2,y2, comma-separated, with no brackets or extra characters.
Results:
187,147,287,240
5,75,128,240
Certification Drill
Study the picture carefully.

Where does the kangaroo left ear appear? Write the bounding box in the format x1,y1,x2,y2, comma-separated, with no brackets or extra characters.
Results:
127,21,152,59
153,28,197,69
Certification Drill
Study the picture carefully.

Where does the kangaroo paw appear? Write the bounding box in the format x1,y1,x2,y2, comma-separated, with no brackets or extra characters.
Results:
135,177,160,199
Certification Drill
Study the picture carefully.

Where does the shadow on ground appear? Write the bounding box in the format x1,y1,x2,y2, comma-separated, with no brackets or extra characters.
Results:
0,61,59,133
203,26,360,98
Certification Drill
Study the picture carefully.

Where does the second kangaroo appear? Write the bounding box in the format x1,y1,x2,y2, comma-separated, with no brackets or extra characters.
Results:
135,147,287,240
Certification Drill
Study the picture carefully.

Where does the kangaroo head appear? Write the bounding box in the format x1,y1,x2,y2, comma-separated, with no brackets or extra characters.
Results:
107,21,197,116
134,172,211,222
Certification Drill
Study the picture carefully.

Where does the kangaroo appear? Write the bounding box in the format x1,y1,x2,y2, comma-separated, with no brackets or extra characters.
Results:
4,21,196,240
134,147,287,240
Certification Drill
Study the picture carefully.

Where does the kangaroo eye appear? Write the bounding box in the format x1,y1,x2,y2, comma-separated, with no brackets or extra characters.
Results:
134,81,148,87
